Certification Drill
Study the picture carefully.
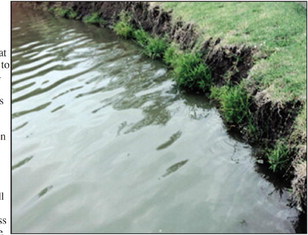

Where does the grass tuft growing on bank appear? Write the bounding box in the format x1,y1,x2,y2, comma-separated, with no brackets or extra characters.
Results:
164,45,180,66
173,53,212,92
67,11,78,19
49,7,78,19
144,37,168,59
114,12,134,39
210,84,251,124
114,15,169,60
134,29,150,47
83,12,105,25
266,141,291,172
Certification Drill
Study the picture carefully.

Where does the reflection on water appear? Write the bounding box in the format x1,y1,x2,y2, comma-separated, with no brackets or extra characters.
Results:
162,159,188,177
156,131,182,150
12,156,33,170
38,185,53,198
12,6,299,233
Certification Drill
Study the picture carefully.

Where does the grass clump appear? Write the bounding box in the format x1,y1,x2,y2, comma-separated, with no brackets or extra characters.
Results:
164,45,180,66
173,53,212,92
54,8,67,17
83,12,104,24
113,11,134,39
66,9,78,19
266,141,290,172
144,37,168,59
133,29,168,60
210,85,251,124
49,7,78,19
134,29,150,48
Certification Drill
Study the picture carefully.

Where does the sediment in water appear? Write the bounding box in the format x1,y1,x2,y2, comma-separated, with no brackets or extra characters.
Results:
13,1,306,214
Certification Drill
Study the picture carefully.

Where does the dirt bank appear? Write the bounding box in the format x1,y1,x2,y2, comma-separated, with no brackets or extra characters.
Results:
13,1,306,213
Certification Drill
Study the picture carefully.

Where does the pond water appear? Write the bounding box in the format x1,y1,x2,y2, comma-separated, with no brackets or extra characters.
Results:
12,6,300,233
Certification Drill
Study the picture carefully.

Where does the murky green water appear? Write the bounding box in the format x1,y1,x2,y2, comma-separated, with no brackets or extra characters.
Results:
12,7,299,233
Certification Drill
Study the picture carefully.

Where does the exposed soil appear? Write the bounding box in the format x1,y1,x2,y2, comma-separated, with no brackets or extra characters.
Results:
251,91,303,142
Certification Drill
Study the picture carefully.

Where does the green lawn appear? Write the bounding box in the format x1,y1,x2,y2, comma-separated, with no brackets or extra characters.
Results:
159,2,306,102
159,2,306,144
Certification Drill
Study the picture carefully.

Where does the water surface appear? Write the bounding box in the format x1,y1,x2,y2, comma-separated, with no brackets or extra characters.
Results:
12,7,299,233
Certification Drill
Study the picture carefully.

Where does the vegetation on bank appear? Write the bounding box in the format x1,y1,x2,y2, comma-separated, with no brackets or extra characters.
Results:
102,7,306,175
158,2,306,101
158,2,307,159
157,2,306,180
173,53,211,92
116,8,306,192
210,85,250,124
114,13,169,60
113,12,212,92
113,12,134,39
49,7,78,19
47,3,306,206
83,12,106,25
266,140,291,173
134,29,150,47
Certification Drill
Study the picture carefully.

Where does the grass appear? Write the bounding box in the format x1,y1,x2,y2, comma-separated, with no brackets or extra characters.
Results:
66,10,78,19
113,11,134,39
113,11,211,90
158,2,306,102
163,45,180,66
173,53,212,92
49,7,78,19
114,15,168,60
210,84,259,137
210,84,251,125
266,141,291,172
83,12,105,24
134,29,150,47
144,36,168,59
